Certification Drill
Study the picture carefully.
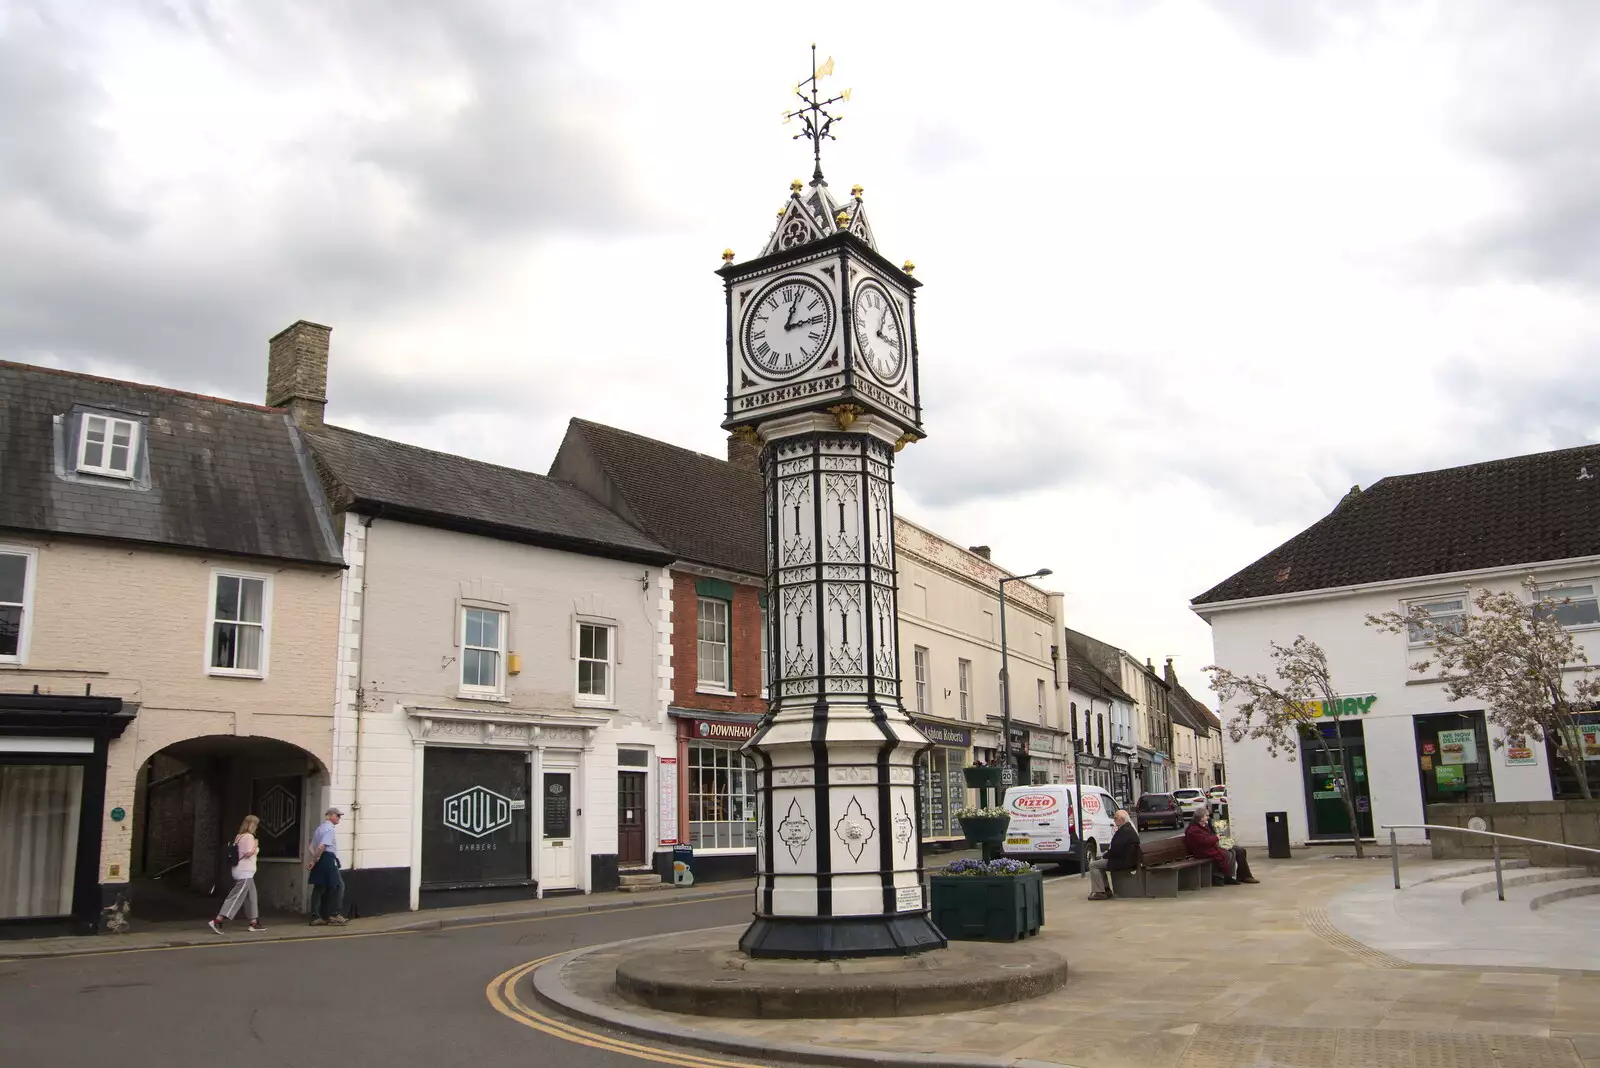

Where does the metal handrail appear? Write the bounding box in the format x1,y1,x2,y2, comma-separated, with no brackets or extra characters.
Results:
1380,822,1600,901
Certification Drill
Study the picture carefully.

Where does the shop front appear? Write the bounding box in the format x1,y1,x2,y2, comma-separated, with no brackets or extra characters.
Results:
912,718,971,845
0,693,134,936
1298,718,1374,839
409,709,604,909
673,714,761,883
1027,727,1068,784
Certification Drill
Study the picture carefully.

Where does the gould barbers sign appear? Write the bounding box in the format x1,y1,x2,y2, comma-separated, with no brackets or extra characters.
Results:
914,721,971,748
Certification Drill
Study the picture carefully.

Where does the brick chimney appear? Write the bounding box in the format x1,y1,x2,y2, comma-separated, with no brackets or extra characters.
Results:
266,320,331,427
727,431,760,472
968,545,992,560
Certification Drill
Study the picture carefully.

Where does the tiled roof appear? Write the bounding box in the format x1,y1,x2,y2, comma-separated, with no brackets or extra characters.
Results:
1169,683,1221,734
1193,443,1600,605
306,424,671,564
0,361,341,566
550,418,766,577
1063,640,1135,704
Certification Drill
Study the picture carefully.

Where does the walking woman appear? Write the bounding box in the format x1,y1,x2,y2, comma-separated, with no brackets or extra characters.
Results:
209,815,266,934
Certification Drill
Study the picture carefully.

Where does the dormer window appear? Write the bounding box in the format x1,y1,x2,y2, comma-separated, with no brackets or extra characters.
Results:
77,414,139,478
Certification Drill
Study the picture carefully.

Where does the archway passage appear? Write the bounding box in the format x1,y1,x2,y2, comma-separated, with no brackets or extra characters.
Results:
131,735,326,921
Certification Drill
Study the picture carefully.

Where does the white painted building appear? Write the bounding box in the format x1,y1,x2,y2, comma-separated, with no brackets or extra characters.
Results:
1193,448,1600,847
269,326,679,913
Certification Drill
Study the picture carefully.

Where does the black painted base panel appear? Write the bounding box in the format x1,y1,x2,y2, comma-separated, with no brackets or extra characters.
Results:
341,867,411,918
418,883,537,910
739,912,949,959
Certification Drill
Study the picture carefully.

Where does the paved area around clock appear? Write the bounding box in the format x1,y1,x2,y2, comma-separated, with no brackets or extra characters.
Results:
535,854,1600,1068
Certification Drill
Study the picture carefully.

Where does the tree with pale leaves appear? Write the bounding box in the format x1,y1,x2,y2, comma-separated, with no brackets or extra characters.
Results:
1367,578,1597,800
1206,636,1364,858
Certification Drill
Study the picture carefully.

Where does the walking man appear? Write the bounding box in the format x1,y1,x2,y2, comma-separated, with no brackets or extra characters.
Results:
1088,809,1141,901
305,807,347,926
209,814,266,934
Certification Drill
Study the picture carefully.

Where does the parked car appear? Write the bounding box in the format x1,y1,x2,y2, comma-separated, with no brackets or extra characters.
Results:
1205,785,1229,805
1000,784,1120,869
1172,788,1208,817
1134,792,1181,831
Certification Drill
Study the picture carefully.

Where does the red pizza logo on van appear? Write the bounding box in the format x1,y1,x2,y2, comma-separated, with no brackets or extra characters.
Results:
1012,793,1057,812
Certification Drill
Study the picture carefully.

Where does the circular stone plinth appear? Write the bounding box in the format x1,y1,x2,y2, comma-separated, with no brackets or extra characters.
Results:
614,942,1069,1019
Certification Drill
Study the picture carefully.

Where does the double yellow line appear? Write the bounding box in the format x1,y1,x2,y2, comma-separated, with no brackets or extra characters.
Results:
485,954,767,1068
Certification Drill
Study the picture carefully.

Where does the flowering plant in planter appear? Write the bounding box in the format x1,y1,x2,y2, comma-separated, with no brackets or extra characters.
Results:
954,805,1008,820
940,857,1038,877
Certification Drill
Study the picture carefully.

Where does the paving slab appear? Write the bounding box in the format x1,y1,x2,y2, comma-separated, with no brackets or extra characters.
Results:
530,856,1600,1068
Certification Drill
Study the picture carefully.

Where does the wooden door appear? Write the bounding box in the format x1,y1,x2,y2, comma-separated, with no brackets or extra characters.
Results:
617,771,647,868
539,771,576,889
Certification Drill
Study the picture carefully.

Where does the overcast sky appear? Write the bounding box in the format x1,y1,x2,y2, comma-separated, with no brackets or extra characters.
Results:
6,1,1600,705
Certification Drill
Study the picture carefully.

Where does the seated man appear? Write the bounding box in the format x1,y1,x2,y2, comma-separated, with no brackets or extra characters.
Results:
1088,809,1141,900
1184,806,1259,884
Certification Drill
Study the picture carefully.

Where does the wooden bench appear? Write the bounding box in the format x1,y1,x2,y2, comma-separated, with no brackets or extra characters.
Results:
1108,836,1216,899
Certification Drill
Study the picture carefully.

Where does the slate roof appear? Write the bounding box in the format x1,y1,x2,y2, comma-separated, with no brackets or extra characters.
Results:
306,424,672,565
1063,641,1135,705
0,361,342,566
550,418,765,577
1193,443,1600,605
1168,682,1221,735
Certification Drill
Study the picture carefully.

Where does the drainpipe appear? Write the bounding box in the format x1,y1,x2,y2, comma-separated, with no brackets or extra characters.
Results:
350,512,376,868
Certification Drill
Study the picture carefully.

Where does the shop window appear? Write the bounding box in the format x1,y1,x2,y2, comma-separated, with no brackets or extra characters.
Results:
1413,711,1494,812
697,597,730,690
917,746,964,838
0,764,83,918
0,549,33,663
687,743,757,849
1534,583,1600,629
209,571,270,676
461,607,506,695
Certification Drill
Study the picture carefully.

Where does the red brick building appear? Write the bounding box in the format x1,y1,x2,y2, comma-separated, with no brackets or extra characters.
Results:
551,419,769,881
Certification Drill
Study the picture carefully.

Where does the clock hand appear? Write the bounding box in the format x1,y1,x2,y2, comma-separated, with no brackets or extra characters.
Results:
791,315,826,328
784,294,801,330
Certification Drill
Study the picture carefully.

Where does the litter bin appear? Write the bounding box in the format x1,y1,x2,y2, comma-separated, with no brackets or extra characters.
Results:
672,845,695,886
1266,811,1291,859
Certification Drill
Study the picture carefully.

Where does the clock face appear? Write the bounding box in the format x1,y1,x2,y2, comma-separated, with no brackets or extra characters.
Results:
743,276,835,379
851,280,906,383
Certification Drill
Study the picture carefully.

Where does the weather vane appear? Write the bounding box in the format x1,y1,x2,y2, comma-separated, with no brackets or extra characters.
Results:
783,44,850,185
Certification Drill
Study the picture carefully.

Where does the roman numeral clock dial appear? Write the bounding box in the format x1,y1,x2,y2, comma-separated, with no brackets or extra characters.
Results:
742,276,836,378
851,279,905,383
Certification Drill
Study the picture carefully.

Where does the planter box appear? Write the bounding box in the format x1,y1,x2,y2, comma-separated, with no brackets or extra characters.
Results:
929,872,1044,942
958,815,1011,845
964,766,1004,789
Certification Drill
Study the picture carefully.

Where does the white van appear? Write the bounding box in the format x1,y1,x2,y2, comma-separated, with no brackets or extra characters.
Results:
1000,784,1121,868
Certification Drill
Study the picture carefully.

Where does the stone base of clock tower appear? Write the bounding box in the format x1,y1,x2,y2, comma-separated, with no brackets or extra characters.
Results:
738,910,947,959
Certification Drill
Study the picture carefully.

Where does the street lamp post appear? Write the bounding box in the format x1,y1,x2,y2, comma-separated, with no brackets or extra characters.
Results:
999,568,1053,787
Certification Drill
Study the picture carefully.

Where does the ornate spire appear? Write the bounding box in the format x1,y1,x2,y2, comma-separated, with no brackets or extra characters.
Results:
783,45,850,185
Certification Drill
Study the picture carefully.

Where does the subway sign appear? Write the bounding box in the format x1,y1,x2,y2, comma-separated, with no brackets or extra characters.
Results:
1299,694,1377,718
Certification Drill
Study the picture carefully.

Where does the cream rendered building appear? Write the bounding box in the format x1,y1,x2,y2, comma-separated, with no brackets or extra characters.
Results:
0,358,344,935
894,519,1065,844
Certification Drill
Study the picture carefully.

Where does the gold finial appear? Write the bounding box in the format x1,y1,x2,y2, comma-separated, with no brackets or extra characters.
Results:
722,248,735,264
851,184,863,198
790,178,804,193
835,209,850,228
902,259,916,275
828,403,864,430
776,206,787,218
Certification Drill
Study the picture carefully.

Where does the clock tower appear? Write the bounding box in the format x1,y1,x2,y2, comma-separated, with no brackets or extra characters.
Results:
720,50,944,959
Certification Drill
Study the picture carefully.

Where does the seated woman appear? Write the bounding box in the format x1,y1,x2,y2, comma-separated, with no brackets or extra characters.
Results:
1183,806,1259,884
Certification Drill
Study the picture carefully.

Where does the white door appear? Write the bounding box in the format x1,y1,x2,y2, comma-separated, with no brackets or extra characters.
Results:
539,770,577,890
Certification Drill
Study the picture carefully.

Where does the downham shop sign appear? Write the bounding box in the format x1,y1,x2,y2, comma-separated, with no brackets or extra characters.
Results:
694,719,760,741
1297,694,1378,719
